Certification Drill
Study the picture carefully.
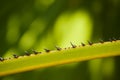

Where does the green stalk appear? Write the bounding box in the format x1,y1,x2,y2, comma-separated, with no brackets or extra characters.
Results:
0,40,120,76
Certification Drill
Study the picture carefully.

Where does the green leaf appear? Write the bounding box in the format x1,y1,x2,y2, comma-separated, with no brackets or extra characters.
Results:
0,40,120,76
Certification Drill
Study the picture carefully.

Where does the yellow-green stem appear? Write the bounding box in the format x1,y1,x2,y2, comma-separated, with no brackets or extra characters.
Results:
0,40,120,76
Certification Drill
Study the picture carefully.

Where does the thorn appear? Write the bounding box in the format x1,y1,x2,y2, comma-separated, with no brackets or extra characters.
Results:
0,57,4,61
81,42,85,46
32,50,38,54
44,49,50,52
13,54,19,58
32,49,42,54
55,46,61,51
99,39,104,43
25,51,30,56
88,41,93,45
64,48,67,50
9,58,11,59
39,52,42,54
112,37,116,41
70,42,77,48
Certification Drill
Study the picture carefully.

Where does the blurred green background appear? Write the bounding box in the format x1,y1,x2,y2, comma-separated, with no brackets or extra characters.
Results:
0,0,120,80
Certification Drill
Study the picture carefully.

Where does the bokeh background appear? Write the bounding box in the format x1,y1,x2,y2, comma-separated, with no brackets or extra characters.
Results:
0,0,120,80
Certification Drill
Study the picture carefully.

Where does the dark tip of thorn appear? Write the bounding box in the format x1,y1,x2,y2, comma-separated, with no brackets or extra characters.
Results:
55,46,61,51
70,42,77,48
32,50,38,54
99,39,104,43
0,57,4,61
25,53,30,56
25,51,30,56
81,42,85,46
39,52,42,54
64,48,67,49
44,49,50,52
88,41,93,45
13,54,19,58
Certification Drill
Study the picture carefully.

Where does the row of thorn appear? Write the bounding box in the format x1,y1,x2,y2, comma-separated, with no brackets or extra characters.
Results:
0,37,119,62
